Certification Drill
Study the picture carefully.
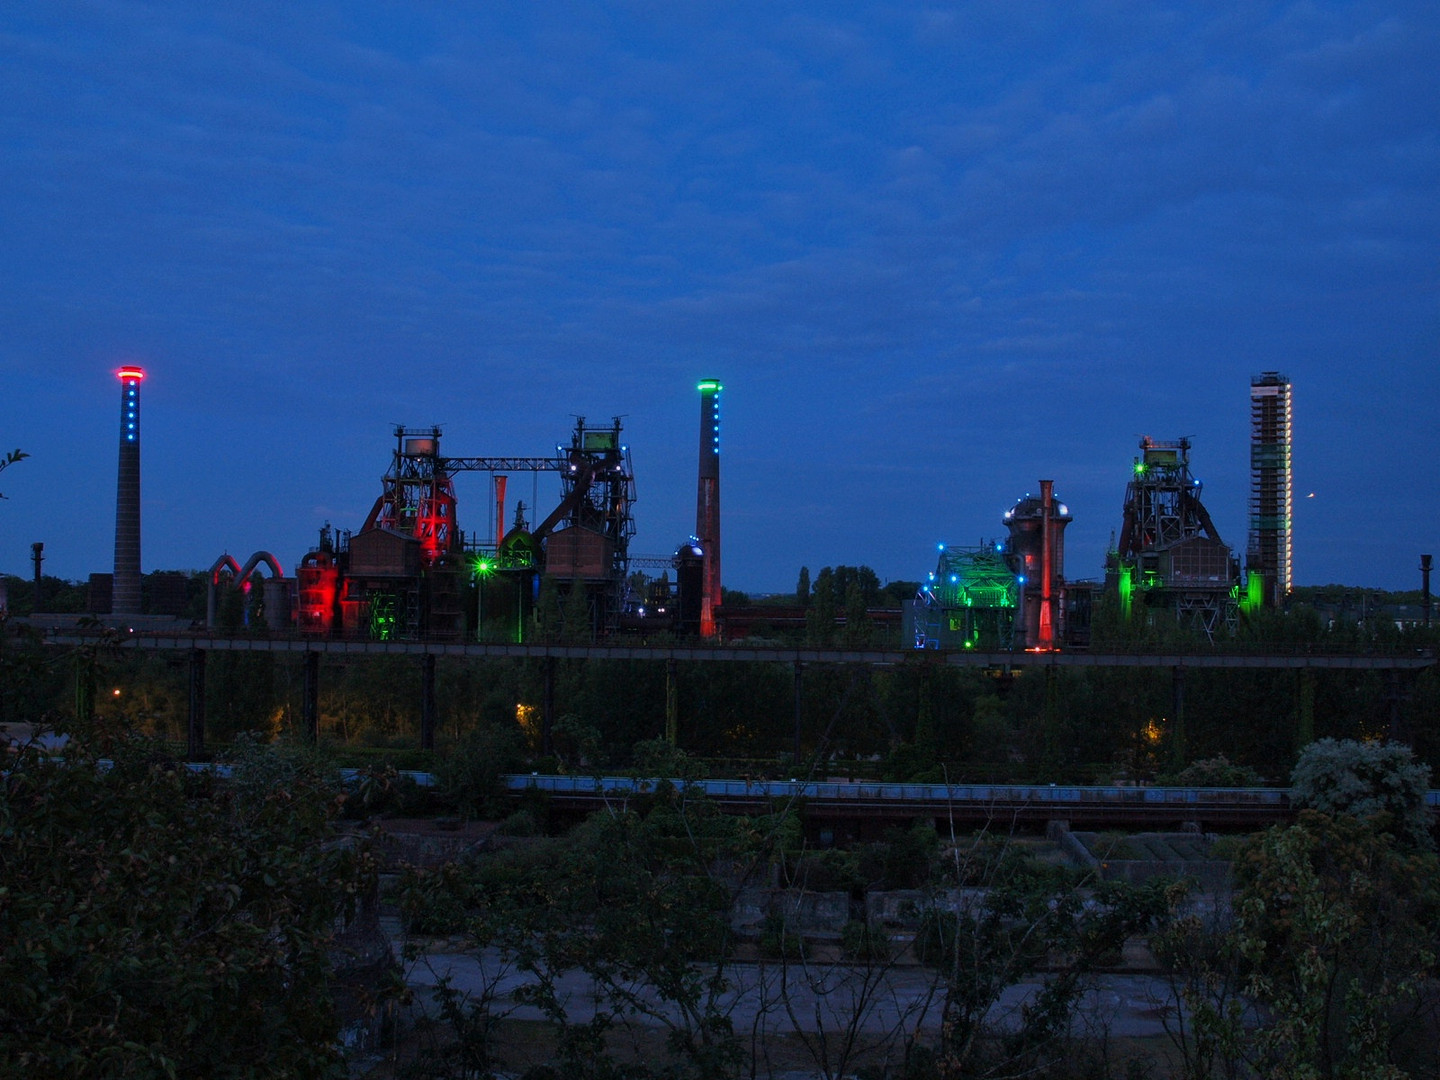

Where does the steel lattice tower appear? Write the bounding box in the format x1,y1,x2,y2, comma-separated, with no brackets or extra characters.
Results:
112,366,145,615
1248,372,1292,607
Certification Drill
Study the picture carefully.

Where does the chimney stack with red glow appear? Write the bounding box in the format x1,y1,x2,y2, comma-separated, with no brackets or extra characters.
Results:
113,366,145,615
696,379,722,637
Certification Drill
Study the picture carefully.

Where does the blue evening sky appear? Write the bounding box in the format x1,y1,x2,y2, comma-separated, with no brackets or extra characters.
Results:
2,2,1436,594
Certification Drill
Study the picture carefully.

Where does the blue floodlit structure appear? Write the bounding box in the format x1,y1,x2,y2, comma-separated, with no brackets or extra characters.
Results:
908,541,1020,650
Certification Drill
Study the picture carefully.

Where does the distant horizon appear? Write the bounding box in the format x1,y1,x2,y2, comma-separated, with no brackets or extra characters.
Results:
2,560,1431,602
3,4,1435,593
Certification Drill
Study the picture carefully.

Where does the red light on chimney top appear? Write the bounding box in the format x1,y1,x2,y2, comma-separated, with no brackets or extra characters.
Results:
117,366,146,381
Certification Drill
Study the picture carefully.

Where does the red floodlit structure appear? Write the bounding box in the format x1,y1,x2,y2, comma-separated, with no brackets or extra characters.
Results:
297,417,642,642
1002,481,1075,650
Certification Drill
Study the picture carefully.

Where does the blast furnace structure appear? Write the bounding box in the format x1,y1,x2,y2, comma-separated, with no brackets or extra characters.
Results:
1106,437,1238,640
297,415,654,642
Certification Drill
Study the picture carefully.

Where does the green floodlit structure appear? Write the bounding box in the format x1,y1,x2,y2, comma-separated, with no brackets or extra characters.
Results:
1235,571,1265,617
910,542,1019,649
1106,436,1240,642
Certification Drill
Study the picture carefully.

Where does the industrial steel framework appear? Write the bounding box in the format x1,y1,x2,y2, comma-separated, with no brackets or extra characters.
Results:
1110,437,1238,641
347,419,637,640
547,416,637,636
362,427,462,565
911,542,1019,650
1248,372,1293,607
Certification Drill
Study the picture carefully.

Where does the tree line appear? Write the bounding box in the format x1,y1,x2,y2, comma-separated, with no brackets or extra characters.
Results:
2,567,1437,782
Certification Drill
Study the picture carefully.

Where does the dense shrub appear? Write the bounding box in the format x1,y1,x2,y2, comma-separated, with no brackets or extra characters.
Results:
0,727,360,1077
1290,737,1433,848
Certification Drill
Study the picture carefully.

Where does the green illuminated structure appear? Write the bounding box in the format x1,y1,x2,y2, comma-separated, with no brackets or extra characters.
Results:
910,543,1019,649
1106,437,1239,640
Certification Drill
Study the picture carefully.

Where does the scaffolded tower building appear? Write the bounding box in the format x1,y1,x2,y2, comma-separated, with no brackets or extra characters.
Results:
1248,372,1293,607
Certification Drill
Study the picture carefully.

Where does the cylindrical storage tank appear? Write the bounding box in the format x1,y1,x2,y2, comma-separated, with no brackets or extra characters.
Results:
674,539,705,636
263,577,291,631
1002,492,1072,581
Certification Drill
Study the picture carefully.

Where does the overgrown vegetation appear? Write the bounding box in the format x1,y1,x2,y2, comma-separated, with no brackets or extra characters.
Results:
0,721,369,1078
3,570,1437,788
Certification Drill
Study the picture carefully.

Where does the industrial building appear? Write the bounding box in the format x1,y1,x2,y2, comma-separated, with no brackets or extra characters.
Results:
70,367,1297,651
1105,437,1239,641
908,480,1091,651
289,388,724,643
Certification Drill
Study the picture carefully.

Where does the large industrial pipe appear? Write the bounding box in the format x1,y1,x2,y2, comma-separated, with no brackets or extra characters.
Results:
206,554,241,628
495,475,507,545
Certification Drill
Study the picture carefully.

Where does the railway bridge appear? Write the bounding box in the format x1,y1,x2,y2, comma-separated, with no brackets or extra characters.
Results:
503,773,1328,836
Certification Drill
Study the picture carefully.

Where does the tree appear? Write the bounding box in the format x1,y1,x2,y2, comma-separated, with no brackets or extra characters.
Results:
0,726,364,1078
1233,811,1440,1079
1290,737,1433,849
842,579,871,646
796,566,811,608
0,447,27,499
401,781,766,1079
806,568,838,645
923,835,1172,1077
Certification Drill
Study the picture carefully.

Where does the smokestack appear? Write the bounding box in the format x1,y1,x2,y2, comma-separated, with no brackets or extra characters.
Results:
696,379,722,638
113,366,145,615
1423,554,1433,629
495,474,508,546
1038,480,1054,649
31,542,43,612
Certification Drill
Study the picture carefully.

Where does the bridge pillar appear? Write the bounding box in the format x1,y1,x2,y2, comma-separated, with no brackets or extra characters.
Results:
665,658,678,746
1170,666,1187,771
1296,670,1315,750
302,651,319,743
793,660,804,763
1387,669,1409,743
420,653,437,751
542,655,556,755
187,648,206,759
